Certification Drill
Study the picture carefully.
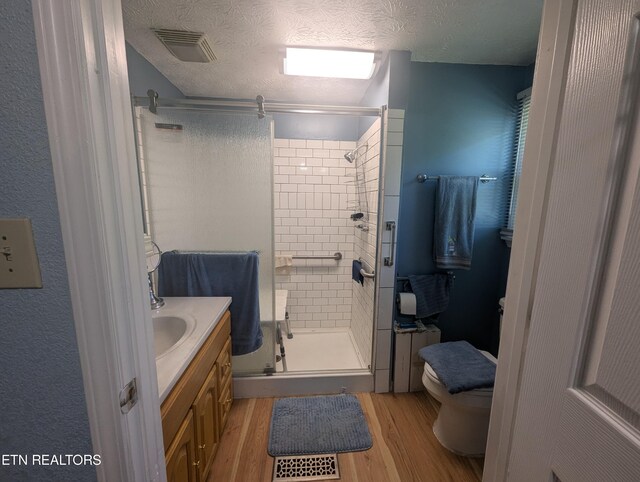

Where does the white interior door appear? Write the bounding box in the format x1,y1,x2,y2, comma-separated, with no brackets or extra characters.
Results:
505,1,640,481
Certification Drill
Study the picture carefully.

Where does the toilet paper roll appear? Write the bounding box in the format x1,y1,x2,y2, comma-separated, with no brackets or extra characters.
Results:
397,292,417,315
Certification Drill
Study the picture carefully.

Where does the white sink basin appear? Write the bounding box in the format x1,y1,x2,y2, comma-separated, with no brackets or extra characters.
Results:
153,315,194,358
153,297,232,403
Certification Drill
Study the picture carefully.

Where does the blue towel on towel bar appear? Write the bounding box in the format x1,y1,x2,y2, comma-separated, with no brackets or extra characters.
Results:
157,251,263,356
419,341,496,394
433,176,479,270
408,274,451,318
352,260,364,285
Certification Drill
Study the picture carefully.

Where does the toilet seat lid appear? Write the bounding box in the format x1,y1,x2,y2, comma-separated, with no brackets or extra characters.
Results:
423,349,496,395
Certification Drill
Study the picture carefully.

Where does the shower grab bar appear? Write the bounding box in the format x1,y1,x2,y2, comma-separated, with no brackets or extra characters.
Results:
292,252,342,261
358,258,375,279
384,221,396,266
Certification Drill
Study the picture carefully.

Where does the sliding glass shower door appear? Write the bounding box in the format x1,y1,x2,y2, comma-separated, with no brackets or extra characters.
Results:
138,108,276,375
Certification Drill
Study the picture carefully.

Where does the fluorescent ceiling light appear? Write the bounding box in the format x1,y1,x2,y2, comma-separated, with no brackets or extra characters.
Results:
283,48,376,79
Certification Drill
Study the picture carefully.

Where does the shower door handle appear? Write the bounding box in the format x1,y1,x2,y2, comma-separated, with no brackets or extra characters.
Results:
384,221,396,266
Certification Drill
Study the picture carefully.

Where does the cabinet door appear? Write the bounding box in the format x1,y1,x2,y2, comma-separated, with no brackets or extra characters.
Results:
165,409,198,482
193,365,219,482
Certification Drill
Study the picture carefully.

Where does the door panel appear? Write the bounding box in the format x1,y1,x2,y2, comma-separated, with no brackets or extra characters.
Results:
591,174,640,412
554,392,640,481
507,1,640,481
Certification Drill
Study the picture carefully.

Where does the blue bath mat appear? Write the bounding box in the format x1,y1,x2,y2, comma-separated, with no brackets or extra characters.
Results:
268,394,373,456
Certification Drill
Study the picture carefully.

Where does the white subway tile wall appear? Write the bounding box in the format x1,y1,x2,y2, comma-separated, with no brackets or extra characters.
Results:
350,118,382,370
374,108,405,393
274,139,358,333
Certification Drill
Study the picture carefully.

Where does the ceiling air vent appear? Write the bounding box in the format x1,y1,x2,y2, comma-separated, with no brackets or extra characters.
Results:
152,28,216,63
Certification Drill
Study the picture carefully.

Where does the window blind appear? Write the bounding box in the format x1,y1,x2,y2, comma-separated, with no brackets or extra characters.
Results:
502,88,532,244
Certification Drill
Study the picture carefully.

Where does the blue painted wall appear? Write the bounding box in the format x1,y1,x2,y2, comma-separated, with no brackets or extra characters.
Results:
397,62,534,354
126,42,185,98
357,50,411,137
358,53,391,137
388,51,411,110
0,2,96,480
273,113,359,141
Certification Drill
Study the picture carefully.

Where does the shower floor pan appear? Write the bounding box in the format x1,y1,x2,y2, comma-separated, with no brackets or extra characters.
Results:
279,328,365,372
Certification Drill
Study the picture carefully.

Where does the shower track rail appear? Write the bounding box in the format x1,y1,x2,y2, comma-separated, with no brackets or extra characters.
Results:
292,252,342,261
135,91,383,118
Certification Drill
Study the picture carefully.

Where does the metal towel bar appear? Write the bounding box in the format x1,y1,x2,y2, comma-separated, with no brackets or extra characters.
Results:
416,174,498,183
397,272,455,281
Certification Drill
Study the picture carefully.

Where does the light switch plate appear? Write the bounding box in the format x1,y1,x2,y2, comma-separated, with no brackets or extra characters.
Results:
0,218,43,289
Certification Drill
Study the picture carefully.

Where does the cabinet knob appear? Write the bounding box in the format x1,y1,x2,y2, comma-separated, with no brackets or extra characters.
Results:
193,460,200,467
225,397,232,404
199,444,206,450
224,362,231,368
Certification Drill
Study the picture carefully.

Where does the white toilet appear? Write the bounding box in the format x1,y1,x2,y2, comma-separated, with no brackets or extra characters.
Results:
422,349,497,457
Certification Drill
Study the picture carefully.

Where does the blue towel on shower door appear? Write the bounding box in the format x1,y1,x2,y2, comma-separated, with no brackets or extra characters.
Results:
157,251,263,356
433,176,479,270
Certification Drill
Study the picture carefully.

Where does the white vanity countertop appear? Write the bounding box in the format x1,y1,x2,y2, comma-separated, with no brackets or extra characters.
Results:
154,296,232,403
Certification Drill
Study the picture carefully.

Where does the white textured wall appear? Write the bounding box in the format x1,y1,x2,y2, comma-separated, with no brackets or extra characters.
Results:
350,119,382,369
274,139,356,330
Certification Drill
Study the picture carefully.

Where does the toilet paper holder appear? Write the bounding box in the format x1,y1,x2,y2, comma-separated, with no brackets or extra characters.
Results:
397,292,417,315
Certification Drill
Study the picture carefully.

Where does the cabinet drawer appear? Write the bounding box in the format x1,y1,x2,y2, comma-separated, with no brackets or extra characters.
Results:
218,377,233,432
217,338,232,387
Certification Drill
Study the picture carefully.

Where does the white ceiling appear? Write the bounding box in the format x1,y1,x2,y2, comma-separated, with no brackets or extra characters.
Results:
122,0,542,104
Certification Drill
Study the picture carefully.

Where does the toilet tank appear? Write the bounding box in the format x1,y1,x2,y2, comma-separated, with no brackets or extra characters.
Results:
499,297,506,335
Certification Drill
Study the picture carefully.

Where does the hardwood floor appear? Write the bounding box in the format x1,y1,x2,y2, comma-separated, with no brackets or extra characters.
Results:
208,392,483,482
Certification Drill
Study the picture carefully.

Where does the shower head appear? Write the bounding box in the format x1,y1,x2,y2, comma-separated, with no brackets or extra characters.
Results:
343,144,368,164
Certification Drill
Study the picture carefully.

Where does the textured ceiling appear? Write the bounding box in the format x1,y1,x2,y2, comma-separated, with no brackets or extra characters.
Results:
122,0,542,104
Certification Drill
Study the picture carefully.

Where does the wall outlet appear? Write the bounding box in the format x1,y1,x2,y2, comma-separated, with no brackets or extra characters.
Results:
0,218,43,289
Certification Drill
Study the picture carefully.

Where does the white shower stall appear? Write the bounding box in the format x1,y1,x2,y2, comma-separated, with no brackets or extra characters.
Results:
133,97,387,383
273,118,382,373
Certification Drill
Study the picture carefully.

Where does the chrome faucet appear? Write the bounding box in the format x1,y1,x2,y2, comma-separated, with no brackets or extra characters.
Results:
148,273,164,309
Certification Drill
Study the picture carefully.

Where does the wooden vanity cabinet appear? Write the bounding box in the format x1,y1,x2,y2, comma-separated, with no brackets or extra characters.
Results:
161,310,233,482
